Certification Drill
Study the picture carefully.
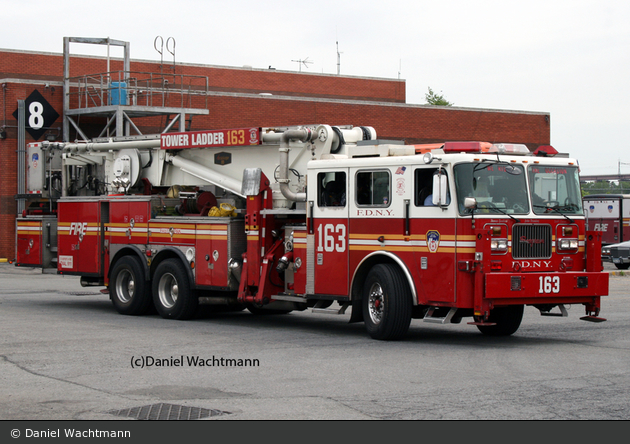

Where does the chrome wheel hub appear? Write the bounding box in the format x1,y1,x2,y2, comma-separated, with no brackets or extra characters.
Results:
158,272,179,309
115,269,134,303
367,282,384,325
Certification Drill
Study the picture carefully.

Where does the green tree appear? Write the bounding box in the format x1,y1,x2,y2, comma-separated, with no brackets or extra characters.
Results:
425,87,454,106
581,180,630,196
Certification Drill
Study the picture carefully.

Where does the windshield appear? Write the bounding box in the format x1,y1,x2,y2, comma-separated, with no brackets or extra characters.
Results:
454,162,529,215
528,165,583,215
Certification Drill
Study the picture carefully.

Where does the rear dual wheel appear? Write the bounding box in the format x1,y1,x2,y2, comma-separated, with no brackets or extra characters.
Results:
152,258,198,320
110,256,152,316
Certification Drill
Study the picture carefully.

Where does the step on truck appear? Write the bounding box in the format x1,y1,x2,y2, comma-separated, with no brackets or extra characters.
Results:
15,125,609,340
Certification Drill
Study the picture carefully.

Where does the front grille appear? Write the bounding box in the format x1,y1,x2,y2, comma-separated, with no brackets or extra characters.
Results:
611,246,630,259
512,224,552,259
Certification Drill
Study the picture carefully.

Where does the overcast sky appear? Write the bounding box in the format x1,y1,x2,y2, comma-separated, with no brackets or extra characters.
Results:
3,0,629,176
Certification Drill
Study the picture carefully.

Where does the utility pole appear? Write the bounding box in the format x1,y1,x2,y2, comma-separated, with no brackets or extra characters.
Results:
618,160,630,191
336,41,342,75
618,160,630,175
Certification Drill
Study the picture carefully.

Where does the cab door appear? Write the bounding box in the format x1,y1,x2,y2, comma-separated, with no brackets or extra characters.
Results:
311,170,349,296
411,167,457,303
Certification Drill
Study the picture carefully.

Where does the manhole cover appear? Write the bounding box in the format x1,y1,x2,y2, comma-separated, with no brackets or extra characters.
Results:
108,403,230,420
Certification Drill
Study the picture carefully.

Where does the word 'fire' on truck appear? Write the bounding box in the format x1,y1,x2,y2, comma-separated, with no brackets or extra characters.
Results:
584,194,630,247
16,124,609,340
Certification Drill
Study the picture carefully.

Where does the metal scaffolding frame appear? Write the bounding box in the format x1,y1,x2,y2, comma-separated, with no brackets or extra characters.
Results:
62,37,209,142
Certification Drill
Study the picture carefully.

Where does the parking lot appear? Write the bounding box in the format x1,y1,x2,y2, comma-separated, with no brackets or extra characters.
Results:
0,262,629,421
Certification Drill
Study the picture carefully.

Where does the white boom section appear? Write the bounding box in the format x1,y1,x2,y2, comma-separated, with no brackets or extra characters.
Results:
164,152,245,197
45,125,376,202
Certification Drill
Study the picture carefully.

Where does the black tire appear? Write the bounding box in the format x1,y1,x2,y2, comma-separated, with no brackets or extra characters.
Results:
362,264,412,340
109,255,152,315
477,305,524,336
152,258,198,320
614,263,630,270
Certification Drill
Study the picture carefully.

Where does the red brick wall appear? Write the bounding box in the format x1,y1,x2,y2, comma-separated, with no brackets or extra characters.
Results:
1,84,22,259
197,96,549,148
106,94,549,148
0,80,64,259
0,49,406,103
0,49,550,260
0,83,19,260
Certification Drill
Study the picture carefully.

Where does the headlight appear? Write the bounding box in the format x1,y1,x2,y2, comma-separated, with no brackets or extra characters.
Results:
490,239,508,253
185,247,195,262
558,239,579,251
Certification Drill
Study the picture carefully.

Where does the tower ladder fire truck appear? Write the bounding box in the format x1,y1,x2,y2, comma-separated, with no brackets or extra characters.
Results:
16,124,609,340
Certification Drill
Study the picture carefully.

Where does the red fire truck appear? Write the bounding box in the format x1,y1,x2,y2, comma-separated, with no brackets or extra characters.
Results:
584,194,630,246
15,125,609,340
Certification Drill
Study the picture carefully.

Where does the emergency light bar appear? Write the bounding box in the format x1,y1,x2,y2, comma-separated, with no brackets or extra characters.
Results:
533,145,559,157
442,142,492,153
488,143,530,155
442,141,530,155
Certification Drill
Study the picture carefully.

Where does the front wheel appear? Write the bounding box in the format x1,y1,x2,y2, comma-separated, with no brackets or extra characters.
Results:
152,258,198,320
476,305,524,336
109,255,152,315
362,264,412,340
614,263,630,270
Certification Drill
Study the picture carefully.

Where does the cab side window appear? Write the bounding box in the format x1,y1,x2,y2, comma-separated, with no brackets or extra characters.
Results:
415,168,437,206
356,170,390,207
318,172,346,207
415,168,450,207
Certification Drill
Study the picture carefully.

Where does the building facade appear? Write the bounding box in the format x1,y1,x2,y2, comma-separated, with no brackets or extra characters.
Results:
0,46,550,260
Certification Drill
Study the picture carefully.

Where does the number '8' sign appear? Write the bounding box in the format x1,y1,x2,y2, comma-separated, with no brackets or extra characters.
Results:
29,102,45,130
12,89,60,141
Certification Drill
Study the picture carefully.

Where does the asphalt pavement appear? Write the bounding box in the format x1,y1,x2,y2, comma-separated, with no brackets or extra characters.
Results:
0,262,628,422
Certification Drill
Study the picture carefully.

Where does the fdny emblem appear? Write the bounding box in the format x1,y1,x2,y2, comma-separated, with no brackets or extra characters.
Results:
396,178,405,196
426,230,440,253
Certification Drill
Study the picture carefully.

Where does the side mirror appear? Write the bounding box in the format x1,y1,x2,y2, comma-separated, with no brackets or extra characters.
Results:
431,174,449,206
464,197,477,209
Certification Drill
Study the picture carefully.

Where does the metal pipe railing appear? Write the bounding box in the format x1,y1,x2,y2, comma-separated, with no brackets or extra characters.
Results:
67,70,208,110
